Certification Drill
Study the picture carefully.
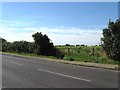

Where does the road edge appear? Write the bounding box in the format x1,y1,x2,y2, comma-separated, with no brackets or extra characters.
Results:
1,52,119,70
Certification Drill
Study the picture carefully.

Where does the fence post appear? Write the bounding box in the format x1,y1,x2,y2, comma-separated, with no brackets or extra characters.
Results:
92,46,95,56
68,48,70,53
68,48,71,55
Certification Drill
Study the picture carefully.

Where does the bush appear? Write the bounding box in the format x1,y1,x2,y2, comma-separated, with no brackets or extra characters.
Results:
102,19,120,61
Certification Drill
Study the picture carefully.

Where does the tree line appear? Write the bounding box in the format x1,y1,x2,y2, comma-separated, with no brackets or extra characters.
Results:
0,32,64,59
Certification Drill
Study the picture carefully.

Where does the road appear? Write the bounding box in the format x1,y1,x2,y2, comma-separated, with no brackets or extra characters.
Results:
2,54,119,88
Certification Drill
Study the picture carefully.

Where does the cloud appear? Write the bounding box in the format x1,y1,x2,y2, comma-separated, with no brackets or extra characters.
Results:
0,27,33,42
1,20,33,28
0,26,102,45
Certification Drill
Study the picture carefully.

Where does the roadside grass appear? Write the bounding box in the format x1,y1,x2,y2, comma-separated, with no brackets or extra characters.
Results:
2,45,119,65
2,52,57,59
56,46,119,65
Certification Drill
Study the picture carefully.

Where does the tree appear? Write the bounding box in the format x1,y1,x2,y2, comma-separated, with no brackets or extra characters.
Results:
0,38,8,52
32,32,56,56
0,38,7,43
102,19,120,61
11,41,34,53
76,44,80,46
27,42,36,53
81,44,85,46
65,44,70,46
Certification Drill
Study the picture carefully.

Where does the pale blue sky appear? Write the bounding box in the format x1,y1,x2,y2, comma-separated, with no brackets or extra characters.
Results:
0,2,118,45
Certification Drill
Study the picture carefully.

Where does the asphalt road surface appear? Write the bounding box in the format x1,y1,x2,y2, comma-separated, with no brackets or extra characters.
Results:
2,54,119,88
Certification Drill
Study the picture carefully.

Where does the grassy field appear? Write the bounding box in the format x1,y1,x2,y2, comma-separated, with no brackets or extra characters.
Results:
56,46,119,65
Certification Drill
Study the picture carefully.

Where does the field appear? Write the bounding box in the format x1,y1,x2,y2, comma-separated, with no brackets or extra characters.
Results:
56,46,119,64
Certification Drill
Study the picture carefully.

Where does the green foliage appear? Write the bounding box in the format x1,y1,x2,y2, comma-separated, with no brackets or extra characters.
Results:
12,41,34,53
102,19,120,61
56,46,119,64
0,38,7,51
0,38,35,53
1,32,64,58
65,44,70,46
32,32,64,58
32,32,56,56
0,38,7,43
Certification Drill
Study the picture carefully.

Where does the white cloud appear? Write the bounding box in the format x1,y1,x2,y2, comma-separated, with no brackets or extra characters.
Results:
0,26,103,45
1,20,33,28
0,27,34,42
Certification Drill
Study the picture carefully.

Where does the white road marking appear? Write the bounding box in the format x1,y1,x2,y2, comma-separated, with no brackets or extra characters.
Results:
4,60,23,66
37,68,91,82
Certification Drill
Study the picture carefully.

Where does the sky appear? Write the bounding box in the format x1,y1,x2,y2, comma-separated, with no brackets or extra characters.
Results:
0,2,118,45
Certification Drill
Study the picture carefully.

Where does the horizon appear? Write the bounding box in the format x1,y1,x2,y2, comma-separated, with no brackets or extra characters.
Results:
0,2,118,45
